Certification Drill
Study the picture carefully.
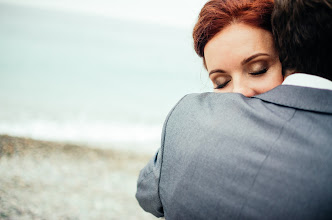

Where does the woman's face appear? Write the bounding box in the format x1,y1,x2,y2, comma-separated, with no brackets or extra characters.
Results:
204,23,283,97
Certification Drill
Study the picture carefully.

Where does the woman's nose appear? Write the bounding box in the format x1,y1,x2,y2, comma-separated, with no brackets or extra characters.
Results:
233,85,256,97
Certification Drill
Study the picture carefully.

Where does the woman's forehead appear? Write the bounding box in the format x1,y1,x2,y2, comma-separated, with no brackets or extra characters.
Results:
204,23,275,69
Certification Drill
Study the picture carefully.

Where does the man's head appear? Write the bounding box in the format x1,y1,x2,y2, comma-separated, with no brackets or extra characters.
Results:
272,0,332,80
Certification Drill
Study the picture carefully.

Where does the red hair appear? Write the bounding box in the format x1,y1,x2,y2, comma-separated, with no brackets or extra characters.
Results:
193,0,274,67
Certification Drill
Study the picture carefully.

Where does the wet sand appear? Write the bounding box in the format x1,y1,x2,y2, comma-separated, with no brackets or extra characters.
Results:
0,135,156,219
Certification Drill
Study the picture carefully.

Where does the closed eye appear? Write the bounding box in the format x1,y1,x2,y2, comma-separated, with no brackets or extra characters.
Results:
249,68,268,76
214,80,230,89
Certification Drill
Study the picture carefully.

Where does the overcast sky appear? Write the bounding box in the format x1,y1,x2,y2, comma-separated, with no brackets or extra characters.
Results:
0,0,207,28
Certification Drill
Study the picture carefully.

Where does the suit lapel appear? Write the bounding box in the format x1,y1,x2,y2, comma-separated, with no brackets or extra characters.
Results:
254,85,332,114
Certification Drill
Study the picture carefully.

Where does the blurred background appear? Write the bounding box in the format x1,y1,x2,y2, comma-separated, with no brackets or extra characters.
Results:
0,0,210,154
0,0,210,219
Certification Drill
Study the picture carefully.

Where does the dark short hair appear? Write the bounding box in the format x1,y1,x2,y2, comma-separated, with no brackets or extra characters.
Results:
193,0,274,68
272,0,332,80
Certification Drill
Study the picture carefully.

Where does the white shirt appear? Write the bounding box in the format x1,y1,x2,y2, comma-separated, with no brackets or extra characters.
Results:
282,73,332,91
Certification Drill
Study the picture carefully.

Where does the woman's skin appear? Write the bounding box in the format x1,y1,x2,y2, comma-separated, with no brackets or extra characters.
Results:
204,23,283,97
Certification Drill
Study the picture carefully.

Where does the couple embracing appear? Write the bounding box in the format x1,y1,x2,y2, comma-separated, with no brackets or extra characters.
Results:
137,0,332,219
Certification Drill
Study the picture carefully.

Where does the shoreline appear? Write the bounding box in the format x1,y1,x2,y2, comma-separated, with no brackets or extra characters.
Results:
0,134,153,160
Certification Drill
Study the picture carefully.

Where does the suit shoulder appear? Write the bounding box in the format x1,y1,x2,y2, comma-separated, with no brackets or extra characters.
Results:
179,92,245,105
167,92,250,124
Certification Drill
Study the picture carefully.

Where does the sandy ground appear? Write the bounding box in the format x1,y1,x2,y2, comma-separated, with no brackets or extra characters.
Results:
0,135,157,219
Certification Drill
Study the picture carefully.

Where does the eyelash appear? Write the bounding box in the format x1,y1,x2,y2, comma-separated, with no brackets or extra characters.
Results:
214,80,230,89
249,68,268,76
214,68,268,89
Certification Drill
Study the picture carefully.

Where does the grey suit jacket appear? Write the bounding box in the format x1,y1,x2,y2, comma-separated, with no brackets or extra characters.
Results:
136,85,332,219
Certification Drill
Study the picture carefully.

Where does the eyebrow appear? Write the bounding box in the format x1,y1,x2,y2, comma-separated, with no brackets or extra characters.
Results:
209,69,226,76
208,53,270,76
241,53,270,65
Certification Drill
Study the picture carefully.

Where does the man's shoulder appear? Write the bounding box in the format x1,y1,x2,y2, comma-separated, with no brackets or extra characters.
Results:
159,86,332,219
175,92,252,113
177,85,332,115
169,92,253,123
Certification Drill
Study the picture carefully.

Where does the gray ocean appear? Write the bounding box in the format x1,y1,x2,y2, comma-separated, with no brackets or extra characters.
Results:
0,3,211,153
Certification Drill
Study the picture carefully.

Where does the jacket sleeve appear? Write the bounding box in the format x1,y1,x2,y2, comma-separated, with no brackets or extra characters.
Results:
135,95,189,217
136,147,164,217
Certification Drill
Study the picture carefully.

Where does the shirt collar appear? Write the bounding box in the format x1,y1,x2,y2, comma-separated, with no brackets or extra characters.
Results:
282,73,332,91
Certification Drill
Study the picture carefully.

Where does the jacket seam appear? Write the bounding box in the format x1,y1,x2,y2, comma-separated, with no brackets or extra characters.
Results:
237,109,297,218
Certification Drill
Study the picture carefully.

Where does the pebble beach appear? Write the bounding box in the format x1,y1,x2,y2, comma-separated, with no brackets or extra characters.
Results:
0,135,156,219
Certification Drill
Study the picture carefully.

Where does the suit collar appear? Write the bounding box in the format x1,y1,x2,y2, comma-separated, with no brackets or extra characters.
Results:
254,85,332,114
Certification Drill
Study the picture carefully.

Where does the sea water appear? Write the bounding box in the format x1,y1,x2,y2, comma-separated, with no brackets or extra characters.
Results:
0,3,211,153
